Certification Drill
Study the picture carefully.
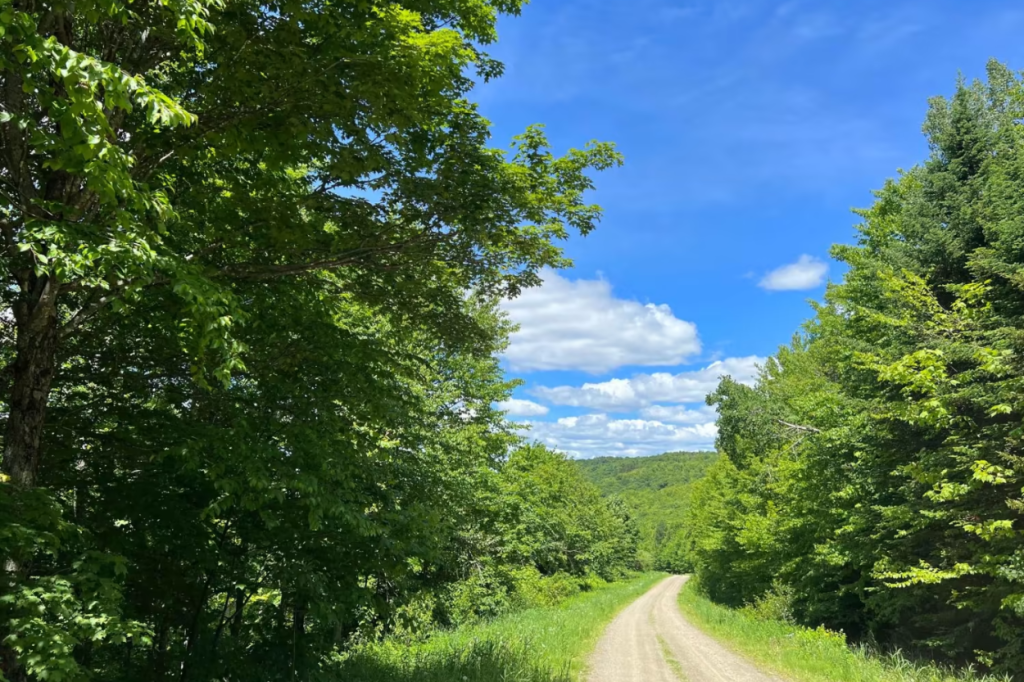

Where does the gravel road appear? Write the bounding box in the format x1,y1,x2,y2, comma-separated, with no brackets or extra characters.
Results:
586,575,779,682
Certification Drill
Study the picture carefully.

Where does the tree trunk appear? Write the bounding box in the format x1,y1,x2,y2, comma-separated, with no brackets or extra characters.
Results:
291,600,306,674
2,274,60,489
0,646,28,682
0,279,60,682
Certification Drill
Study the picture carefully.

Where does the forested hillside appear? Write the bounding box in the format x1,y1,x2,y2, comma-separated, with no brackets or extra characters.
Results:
578,452,717,571
0,2,641,681
685,61,1024,677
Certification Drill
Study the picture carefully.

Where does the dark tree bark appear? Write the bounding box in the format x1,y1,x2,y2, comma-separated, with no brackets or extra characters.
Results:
2,274,61,489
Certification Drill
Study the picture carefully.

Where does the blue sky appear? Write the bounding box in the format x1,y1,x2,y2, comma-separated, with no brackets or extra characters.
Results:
478,0,1024,457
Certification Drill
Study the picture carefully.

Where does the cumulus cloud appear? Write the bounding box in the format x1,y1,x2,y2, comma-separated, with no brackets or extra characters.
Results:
531,356,763,411
639,404,719,424
759,255,829,291
496,398,549,417
501,270,700,373
523,414,718,459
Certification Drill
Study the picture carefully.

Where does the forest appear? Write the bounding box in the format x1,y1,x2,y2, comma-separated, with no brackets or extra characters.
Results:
4,0,1024,679
576,451,716,572
684,61,1024,678
0,1,643,680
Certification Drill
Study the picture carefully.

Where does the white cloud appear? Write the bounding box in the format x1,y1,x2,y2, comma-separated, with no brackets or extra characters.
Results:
501,270,700,373
523,413,718,459
531,356,763,411
496,398,550,417
759,255,828,291
639,404,719,424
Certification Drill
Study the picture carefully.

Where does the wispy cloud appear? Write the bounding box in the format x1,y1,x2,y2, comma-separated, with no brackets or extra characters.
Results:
496,398,549,417
522,413,719,458
639,404,719,424
855,11,928,53
532,357,763,411
479,0,952,203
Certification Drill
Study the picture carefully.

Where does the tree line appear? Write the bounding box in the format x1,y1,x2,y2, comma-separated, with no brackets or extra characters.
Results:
577,451,717,572
0,1,641,680
684,61,1024,677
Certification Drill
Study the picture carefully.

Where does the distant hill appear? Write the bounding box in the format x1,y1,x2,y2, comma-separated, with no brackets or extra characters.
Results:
576,451,719,572
576,451,718,496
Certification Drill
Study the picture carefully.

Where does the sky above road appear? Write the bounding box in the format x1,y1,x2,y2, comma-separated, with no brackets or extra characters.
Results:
477,0,1024,458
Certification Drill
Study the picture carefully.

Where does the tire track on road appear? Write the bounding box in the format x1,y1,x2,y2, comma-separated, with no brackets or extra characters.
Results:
587,575,778,682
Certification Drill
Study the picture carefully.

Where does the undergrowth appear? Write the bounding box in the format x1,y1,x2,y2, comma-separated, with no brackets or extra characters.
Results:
335,572,665,681
677,578,1012,682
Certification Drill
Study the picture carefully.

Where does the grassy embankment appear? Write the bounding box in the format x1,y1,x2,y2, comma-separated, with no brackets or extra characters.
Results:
338,572,665,682
677,579,1011,682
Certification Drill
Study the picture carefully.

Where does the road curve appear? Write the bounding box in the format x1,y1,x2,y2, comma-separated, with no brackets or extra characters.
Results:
586,575,778,682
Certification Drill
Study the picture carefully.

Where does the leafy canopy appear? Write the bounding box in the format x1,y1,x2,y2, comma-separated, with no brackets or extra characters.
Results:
0,1,629,680
684,61,1024,676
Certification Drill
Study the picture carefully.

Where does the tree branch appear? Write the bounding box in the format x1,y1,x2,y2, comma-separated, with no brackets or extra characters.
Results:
215,231,443,281
60,287,123,339
778,419,822,434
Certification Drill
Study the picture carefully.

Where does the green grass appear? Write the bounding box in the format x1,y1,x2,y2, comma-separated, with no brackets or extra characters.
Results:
337,572,665,682
676,579,1010,682
657,634,687,680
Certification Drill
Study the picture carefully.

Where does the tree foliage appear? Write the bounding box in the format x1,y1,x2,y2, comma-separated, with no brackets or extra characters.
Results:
0,0,620,489
434,444,640,628
577,452,717,572
685,61,1024,676
0,0,635,680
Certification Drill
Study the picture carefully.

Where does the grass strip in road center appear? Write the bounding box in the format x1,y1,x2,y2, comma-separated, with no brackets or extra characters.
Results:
676,579,1009,682
339,572,665,682
657,633,689,681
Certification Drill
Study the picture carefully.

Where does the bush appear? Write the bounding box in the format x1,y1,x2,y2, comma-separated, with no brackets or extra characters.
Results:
740,581,797,624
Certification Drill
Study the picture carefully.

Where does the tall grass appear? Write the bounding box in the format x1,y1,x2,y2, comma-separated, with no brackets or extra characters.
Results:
677,579,1011,682
336,572,665,682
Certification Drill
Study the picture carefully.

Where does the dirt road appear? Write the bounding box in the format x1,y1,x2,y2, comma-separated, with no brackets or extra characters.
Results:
587,575,778,682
